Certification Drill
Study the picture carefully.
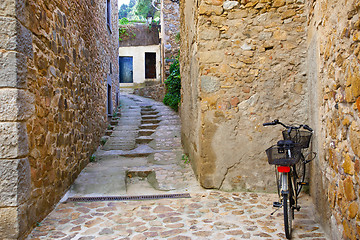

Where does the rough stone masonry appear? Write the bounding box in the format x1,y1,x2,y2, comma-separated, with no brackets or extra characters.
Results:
181,0,308,191
180,0,360,239
0,0,119,239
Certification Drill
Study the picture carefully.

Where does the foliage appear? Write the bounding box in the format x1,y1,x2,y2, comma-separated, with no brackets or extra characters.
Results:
90,155,96,162
119,17,129,25
119,26,136,42
135,0,156,19
163,57,181,111
182,154,189,164
100,138,107,146
118,0,137,19
175,32,180,43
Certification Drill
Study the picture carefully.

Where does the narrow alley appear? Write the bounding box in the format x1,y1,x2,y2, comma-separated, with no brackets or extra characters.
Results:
26,94,328,240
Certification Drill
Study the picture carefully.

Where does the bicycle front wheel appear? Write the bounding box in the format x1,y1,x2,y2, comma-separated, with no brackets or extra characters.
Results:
283,193,293,239
294,154,306,196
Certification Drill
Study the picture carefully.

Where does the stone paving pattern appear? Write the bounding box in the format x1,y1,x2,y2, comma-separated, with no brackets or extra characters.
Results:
27,94,328,239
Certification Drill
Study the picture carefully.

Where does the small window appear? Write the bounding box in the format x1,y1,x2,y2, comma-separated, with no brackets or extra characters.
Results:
107,84,112,115
110,62,112,74
106,0,112,32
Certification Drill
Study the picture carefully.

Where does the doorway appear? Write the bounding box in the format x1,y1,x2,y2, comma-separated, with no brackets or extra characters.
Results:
145,52,156,79
119,56,133,83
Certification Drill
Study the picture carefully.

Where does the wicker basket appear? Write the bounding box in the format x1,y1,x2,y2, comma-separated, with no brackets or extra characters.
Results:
266,145,302,166
282,130,312,148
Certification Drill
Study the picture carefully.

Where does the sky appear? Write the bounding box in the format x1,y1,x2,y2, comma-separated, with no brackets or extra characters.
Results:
118,0,130,8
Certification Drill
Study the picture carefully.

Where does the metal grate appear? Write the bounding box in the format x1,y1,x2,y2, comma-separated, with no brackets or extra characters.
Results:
66,193,191,202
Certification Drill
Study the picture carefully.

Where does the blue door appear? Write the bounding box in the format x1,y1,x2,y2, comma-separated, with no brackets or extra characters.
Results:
119,57,133,83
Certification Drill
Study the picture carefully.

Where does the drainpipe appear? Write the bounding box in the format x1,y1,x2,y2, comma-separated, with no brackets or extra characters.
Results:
160,0,165,84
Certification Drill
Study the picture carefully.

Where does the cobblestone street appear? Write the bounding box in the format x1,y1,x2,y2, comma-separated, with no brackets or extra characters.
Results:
27,94,328,240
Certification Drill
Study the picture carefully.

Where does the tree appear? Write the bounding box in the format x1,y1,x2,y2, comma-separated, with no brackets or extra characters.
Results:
118,4,129,19
135,0,155,19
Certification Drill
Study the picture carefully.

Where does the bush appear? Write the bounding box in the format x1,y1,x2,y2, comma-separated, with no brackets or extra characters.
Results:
163,57,181,111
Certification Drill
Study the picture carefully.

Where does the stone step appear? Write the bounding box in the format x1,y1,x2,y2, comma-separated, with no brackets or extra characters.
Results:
110,120,118,126
141,119,161,124
140,105,153,109
141,111,159,115
136,136,153,144
142,115,159,120
138,130,156,136
140,124,159,130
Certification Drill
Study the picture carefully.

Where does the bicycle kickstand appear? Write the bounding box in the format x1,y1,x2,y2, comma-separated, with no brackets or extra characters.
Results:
271,202,282,215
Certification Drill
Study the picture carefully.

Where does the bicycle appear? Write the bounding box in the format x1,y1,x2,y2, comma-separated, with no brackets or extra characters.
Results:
263,119,315,239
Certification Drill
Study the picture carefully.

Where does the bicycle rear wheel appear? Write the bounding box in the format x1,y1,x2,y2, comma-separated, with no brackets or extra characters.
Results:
294,154,306,196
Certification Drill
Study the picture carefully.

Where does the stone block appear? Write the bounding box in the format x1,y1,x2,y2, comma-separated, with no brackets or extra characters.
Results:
0,51,27,88
0,88,34,121
349,122,360,158
223,1,239,10
348,202,358,219
199,27,219,40
0,159,30,207
199,50,224,63
0,0,25,21
200,76,220,93
272,0,286,8
0,207,19,239
343,177,356,201
281,9,296,20
343,153,355,175
0,16,32,56
199,3,223,15
205,0,224,6
0,122,29,159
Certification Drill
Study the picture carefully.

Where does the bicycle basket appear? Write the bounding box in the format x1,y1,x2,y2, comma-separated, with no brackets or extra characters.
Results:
282,130,312,148
265,145,302,166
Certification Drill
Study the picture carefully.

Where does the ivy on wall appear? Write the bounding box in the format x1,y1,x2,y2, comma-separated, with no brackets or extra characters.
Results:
163,57,181,111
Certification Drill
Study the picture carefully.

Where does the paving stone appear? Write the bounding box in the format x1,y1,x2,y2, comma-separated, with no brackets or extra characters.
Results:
26,94,329,240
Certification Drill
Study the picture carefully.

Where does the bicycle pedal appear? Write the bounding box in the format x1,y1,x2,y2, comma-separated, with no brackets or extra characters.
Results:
294,205,301,211
299,182,309,185
273,202,282,208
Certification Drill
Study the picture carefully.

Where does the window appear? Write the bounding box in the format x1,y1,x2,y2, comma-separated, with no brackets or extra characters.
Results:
106,0,112,32
107,84,112,115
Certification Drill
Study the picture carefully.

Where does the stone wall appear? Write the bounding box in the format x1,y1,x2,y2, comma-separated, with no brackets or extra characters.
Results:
307,0,360,239
163,0,180,76
0,0,119,239
119,24,160,47
133,83,166,102
180,0,308,191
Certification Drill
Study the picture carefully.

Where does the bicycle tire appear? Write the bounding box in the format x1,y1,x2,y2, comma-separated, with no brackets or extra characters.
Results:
293,154,306,196
283,193,293,239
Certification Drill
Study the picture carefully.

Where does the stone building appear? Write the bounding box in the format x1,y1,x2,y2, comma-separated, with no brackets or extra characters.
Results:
162,0,180,76
180,0,360,239
0,0,119,239
119,24,161,86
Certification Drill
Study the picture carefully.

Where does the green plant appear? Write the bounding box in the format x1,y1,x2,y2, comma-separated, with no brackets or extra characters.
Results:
175,32,180,43
119,17,130,25
100,138,107,145
119,27,129,41
163,56,181,111
182,154,189,164
90,155,96,162
107,125,112,130
119,26,137,42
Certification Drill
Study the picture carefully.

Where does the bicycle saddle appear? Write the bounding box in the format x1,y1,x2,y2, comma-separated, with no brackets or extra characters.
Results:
277,140,295,148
